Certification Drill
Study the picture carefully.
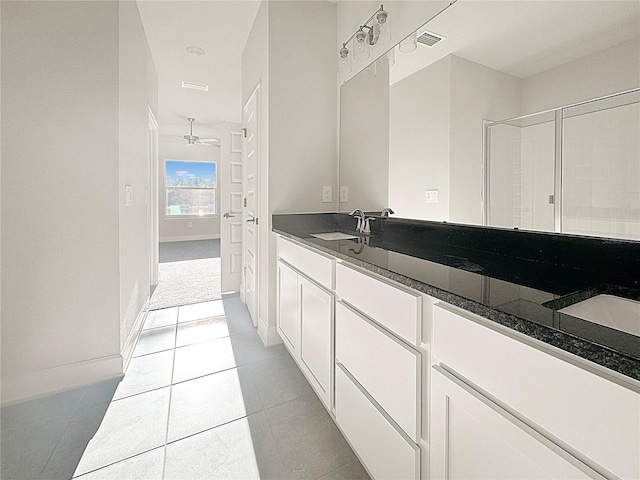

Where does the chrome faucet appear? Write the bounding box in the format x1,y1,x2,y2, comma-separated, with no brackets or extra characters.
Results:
349,209,365,232
380,207,395,217
349,209,376,235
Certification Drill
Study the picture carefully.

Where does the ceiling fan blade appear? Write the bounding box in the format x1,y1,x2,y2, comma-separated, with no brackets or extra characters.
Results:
199,138,220,143
184,143,195,148
195,142,214,147
159,135,185,142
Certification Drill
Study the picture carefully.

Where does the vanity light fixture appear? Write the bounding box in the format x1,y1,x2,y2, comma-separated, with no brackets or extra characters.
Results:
339,4,390,72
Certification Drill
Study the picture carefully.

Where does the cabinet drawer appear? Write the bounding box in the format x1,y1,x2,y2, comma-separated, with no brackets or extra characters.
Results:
276,236,333,290
336,302,419,441
433,303,640,479
336,263,421,345
335,366,419,480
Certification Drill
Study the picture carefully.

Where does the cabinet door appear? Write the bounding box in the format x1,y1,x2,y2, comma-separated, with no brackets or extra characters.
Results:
276,260,299,355
430,366,601,480
299,276,333,408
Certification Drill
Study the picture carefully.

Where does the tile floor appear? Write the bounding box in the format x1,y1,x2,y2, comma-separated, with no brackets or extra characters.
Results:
1,295,369,480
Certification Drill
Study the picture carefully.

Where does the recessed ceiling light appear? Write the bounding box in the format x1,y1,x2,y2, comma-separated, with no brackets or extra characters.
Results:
182,81,208,92
186,45,205,56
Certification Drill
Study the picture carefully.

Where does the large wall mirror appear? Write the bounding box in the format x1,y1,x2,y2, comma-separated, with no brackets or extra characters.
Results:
339,0,640,241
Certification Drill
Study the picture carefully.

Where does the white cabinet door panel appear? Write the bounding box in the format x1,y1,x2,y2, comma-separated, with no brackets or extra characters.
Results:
430,366,600,480
433,303,639,479
276,260,298,355
336,301,419,441
300,276,332,408
336,366,419,480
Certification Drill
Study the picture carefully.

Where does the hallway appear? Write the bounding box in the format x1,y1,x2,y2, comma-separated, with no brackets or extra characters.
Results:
1,296,369,479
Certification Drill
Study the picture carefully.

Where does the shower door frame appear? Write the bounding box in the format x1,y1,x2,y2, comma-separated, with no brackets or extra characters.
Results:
482,87,640,233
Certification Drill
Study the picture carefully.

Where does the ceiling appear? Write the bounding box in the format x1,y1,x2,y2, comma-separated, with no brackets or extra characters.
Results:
390,0,640,85
137,0,260,135
137,0,639,136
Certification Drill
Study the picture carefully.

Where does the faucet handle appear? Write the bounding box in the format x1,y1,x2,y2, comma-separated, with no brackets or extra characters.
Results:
363,217,376,234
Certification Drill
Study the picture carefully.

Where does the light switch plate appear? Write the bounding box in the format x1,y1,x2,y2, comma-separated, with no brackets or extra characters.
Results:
425,190,438,203
323,186,333,203
339,186,349,203
125,185,133,206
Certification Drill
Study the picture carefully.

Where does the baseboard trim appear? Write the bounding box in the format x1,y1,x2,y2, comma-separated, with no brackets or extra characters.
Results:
159,234,220,242
257,315,282,347
121,297,150,372
1,354,124,406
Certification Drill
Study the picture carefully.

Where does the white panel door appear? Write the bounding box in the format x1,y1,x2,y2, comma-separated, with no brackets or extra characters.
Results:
430,366,600,480
299,276,332,408
220,128,243,293
243,84,259,326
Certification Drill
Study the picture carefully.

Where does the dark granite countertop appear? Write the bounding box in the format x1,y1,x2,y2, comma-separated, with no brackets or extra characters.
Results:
273,213,640,382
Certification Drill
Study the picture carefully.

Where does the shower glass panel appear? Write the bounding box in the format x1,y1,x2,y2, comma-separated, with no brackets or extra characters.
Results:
562,91,640,240
486,111,555,231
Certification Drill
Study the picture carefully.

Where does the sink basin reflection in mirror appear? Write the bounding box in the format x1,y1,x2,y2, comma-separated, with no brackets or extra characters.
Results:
310,232,359,241
560,294,640,337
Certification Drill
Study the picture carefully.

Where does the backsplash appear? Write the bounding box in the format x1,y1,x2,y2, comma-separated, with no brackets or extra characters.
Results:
272,213,640,293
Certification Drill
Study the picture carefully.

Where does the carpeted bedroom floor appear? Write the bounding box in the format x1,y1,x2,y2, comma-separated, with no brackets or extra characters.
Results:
150,240,222,310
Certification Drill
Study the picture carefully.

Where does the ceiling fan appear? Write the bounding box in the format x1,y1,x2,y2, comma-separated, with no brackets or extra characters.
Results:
163,117,220,147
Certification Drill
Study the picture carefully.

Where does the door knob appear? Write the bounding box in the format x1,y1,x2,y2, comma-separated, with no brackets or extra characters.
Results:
246,216,258,224
223,212,235,219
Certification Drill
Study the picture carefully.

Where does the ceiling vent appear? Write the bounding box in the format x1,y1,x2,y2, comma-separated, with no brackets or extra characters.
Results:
417,30,445,47
181,81,208,92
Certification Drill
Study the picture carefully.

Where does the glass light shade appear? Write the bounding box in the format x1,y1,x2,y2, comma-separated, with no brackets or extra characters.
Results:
338,44,352,74
353,29,370,61
374,9,391,45
399,31,417,53
385,47,395,67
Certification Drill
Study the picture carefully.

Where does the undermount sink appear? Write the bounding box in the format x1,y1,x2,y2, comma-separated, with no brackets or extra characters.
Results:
310,232,359,241
559,294,640,337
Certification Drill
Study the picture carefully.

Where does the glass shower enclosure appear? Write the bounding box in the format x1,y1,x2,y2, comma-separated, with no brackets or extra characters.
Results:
484,89,640,241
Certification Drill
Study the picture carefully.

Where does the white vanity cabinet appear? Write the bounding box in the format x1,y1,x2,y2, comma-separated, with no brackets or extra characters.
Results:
275,232,640,480
335,263,423,480
431,303,640,480
276,236,334,409
430,365,597,480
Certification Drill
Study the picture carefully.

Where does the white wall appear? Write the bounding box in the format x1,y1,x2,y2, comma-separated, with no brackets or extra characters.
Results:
340,60,389,212
449,55,521,225
521,37,640,115
118,1,159,353
242,1,337,346
389,56,451,221
388,55,520,224
270,1,338,214
1,1,121,402
158,142,221,242
1,1,157,404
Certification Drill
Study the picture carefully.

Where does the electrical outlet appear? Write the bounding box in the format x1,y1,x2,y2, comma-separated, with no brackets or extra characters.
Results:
425,190,439,203
339,186,349,203
323,186,333,203
125,185,132,206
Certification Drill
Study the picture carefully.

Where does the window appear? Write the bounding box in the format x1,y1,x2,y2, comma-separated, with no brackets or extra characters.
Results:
165,160,216,216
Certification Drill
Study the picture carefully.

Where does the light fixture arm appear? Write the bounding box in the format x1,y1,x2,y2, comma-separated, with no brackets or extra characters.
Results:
341,4,386,47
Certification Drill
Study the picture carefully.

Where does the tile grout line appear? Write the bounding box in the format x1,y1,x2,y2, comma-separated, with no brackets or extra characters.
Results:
160,308,180,480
